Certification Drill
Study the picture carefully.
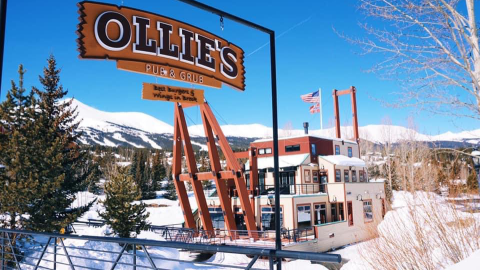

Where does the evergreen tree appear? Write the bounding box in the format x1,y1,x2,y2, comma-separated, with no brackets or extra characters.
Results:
26,55,97,232
163,173,178,200
99,166,150,238
151,150,166,192
0,65,37,229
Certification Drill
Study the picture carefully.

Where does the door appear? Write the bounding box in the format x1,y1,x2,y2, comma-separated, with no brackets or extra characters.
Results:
289,171,295,194
347,201,354,226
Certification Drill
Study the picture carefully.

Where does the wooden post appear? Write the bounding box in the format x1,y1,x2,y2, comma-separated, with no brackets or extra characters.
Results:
350,86,360,146
172,103,196,230
332,89,341,139
200,107,237,235
201,102,258,239
175,103,214,233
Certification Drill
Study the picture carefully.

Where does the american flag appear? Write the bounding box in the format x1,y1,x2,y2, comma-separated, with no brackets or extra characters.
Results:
310,103,321,114
301,90,320,103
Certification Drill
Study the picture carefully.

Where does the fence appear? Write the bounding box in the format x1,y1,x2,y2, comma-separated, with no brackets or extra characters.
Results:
0,228,341,270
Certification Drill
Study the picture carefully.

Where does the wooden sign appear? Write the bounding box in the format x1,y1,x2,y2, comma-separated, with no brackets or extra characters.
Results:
142,83,204,104
117,60,221,89
77,1,246,91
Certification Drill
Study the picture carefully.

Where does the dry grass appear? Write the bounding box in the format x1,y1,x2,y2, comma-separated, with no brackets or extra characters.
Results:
358,192,480,270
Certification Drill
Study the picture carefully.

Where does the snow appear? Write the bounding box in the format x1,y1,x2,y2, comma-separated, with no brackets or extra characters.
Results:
336,191,480,269
245,153,310,170
319,155,366,167
447,249,480,270
66,98,174,134
64,99,479,146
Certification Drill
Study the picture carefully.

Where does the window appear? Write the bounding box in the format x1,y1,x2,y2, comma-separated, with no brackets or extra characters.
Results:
348,147,353,157
344,170,349,182
259,173,265,193
352,170,357,182
335,145,340,155
347,202,354,226
363,200,373,222
208,207,225,229
261,206,283,230
359,170,364,182
245,173,250,189
297,205,311,229
381,199,386,218
314,204,327,225
259,148,271,155
338,203,344,221
313,171,319,183
311,144,316,156
331,203,338,222
285,144,300,152
304,170,311,183
335,169,341,182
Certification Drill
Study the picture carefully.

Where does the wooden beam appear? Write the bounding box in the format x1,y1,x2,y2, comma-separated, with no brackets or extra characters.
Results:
201,103,258,239
175,103,214,232
201,108,237,234
332,89,341,139
172,104,195,229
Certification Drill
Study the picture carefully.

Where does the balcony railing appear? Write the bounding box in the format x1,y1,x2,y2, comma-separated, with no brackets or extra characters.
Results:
257,184,326,196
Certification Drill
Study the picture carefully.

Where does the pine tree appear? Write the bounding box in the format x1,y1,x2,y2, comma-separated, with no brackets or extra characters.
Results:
26,55,97,232
151,150,166,193
163,173,178,200
0,65,38,229
99,166,150,238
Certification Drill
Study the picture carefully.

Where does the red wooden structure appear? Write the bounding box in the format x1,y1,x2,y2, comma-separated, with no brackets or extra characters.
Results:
332,86,360,144
172,101,258,239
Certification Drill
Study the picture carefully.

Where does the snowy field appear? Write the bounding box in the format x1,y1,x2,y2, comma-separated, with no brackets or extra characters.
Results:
22,190,480,269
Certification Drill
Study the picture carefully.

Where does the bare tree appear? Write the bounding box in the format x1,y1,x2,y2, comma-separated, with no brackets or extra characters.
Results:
381,116,395,192
345,0,480,120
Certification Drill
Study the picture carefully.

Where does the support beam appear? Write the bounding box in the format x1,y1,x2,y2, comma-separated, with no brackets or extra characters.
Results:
201,108,237,235
248,147,258,216
350,86,360,145
175,103,214,232
201,103,258,239
332,90,341,139
172,105,196,229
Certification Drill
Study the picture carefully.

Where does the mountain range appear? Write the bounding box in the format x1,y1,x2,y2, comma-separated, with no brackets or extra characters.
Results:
68,98,480,150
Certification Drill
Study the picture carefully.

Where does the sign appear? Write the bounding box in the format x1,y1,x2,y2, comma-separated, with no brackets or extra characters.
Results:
142,83,204,105
117,60,221,88
77,1,246,91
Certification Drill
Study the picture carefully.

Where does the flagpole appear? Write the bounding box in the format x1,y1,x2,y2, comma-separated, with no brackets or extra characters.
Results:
319,88,323,130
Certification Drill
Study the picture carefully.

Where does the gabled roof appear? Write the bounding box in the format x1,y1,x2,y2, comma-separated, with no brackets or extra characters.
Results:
319,155,366,167
245,153,310,170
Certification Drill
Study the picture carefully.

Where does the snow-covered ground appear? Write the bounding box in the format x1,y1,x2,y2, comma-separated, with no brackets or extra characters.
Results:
24,190,480,269
332,191,480,270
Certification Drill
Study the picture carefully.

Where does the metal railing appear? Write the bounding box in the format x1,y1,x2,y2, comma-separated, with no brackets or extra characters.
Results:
0,228,341,270
258,184,326,196
71,220,314,247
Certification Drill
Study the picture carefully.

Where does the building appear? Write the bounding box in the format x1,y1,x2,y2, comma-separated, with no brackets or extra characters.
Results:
203,133,386,252
173,87,386,252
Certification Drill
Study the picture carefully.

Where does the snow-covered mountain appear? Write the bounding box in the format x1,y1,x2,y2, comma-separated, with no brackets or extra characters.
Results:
67,99,480,149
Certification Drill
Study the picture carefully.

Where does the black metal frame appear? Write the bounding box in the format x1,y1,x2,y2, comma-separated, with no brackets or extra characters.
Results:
0,0,7,96
175,0,282,259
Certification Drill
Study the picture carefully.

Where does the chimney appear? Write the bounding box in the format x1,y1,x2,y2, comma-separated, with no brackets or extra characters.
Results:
303,122,309,135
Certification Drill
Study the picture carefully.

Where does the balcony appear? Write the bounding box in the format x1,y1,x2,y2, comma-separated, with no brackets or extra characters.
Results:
257,184,326,196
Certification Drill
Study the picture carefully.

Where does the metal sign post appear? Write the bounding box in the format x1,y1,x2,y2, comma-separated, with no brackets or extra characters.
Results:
0,0,7,97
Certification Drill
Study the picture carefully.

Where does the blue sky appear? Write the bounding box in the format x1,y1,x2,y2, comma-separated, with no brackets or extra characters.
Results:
0,0,477,134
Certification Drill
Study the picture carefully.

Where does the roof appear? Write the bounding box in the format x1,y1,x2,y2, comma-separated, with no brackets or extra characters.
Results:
253,134,357,144
319,155,366,167
245,153,310,170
